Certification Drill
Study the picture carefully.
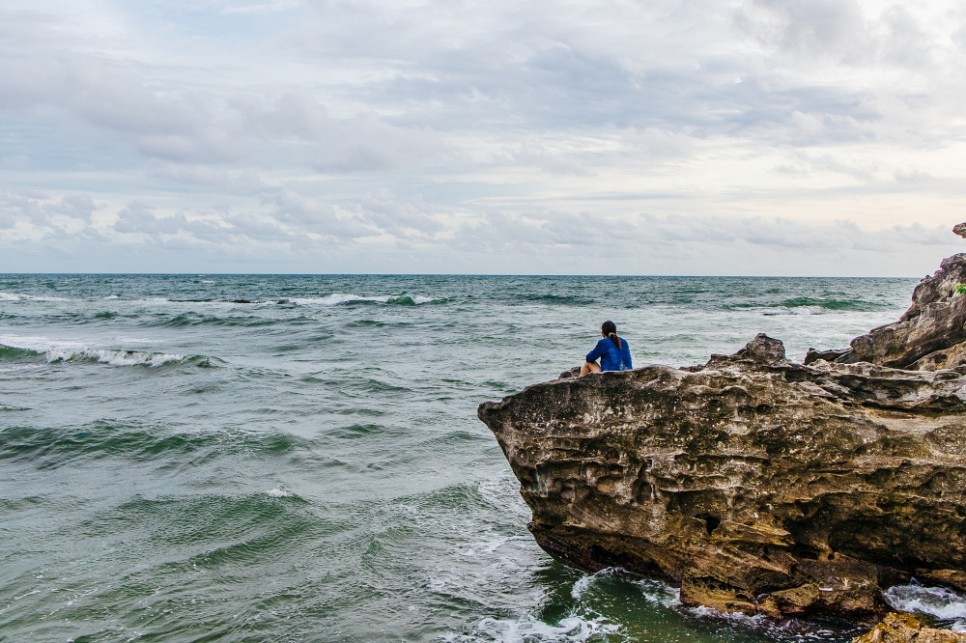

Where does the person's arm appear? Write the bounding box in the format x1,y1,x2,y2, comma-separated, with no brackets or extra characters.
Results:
586,339,604,363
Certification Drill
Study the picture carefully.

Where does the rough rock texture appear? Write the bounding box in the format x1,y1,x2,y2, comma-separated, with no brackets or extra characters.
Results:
479,341,966,618
478,229,966,622
836,253,966,371
852,612,966,642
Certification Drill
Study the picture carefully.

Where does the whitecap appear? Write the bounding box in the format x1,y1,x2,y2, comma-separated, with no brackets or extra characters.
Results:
86,349,185,367
0,335,185,367
285,293,435,306
283,294,379,306
266,487,291,498
0,292,71,302
1,334,84,357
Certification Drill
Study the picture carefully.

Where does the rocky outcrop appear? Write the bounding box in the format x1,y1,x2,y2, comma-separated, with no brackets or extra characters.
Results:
835,253,966,371
478,226,966,622
852,612,966,642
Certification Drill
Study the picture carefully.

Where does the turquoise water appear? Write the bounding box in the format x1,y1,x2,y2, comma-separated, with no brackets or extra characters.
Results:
1,274,961,642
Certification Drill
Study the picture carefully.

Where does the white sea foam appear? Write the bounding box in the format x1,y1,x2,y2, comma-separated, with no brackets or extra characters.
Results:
632,577,682,609
686,603,852,640
0,291,71,302
266,487,291,498
884,584,966,632
287,293,435,306
571,568,621,601
570,569,682,607
86,349,185,367
477,472,531,519
0,335,185,367
446,613,621,643
457,533,532,559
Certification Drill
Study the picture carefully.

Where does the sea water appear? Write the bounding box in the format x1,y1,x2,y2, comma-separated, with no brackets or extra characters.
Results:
1,274,963,642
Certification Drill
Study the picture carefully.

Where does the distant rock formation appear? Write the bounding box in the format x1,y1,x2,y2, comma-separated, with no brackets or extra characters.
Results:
478,224,966,623
835,252,966,370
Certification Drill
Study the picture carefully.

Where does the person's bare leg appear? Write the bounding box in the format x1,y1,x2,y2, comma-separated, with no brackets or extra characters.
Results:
580,361,600,377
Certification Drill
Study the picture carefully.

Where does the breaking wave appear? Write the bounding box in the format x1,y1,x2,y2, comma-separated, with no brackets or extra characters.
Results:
281,293,437,306
0,291,72,302
0,336,215,368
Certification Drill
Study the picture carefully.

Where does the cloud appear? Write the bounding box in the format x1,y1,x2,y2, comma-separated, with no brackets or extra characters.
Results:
1,1,965,274
0,191,98,233
736,0,870,62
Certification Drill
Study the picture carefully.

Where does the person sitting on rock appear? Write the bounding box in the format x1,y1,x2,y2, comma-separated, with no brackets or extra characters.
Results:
580,320,633,376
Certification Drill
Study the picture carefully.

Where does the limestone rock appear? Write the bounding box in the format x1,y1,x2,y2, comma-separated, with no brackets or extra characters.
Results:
852,612,966,642
478,338,966,619
953,222,966,240
836,253,966,370
479,241,966,620
731,332,786,364
805,347,849,365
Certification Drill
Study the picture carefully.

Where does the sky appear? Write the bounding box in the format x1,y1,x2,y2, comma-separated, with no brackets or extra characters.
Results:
1,0,965,275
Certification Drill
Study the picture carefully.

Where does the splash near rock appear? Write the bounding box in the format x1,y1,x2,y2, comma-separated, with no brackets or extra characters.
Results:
478,225,966,622
851,612,966,642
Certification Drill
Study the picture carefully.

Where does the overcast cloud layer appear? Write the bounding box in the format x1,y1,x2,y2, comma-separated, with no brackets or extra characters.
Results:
1,0,965,275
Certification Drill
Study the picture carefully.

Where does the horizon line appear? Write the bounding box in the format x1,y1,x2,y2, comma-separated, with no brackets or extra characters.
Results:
0,271,924,279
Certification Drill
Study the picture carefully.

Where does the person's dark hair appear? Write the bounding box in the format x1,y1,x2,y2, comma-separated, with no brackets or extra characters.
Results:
601,320,621,349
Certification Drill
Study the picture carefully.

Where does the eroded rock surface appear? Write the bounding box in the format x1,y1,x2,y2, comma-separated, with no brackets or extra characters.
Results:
478,228,966,621
852,612,966,642
836,253,966,371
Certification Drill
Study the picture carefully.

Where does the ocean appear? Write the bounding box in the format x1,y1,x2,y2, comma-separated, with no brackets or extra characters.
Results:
2,273,964,642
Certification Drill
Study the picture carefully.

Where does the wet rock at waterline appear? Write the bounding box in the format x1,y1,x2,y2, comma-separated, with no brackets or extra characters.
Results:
852,612,966,642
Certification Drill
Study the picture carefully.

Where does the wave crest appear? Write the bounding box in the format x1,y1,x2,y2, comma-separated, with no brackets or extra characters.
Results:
0,423,311,467
779,297,881,311
0,336,216,368
282,293,436,307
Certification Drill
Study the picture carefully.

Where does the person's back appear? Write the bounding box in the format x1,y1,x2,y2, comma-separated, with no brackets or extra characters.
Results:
581,320,633,377
592,336,632,371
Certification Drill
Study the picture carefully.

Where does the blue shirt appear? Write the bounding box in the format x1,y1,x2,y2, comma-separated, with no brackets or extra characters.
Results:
586,337,633,372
